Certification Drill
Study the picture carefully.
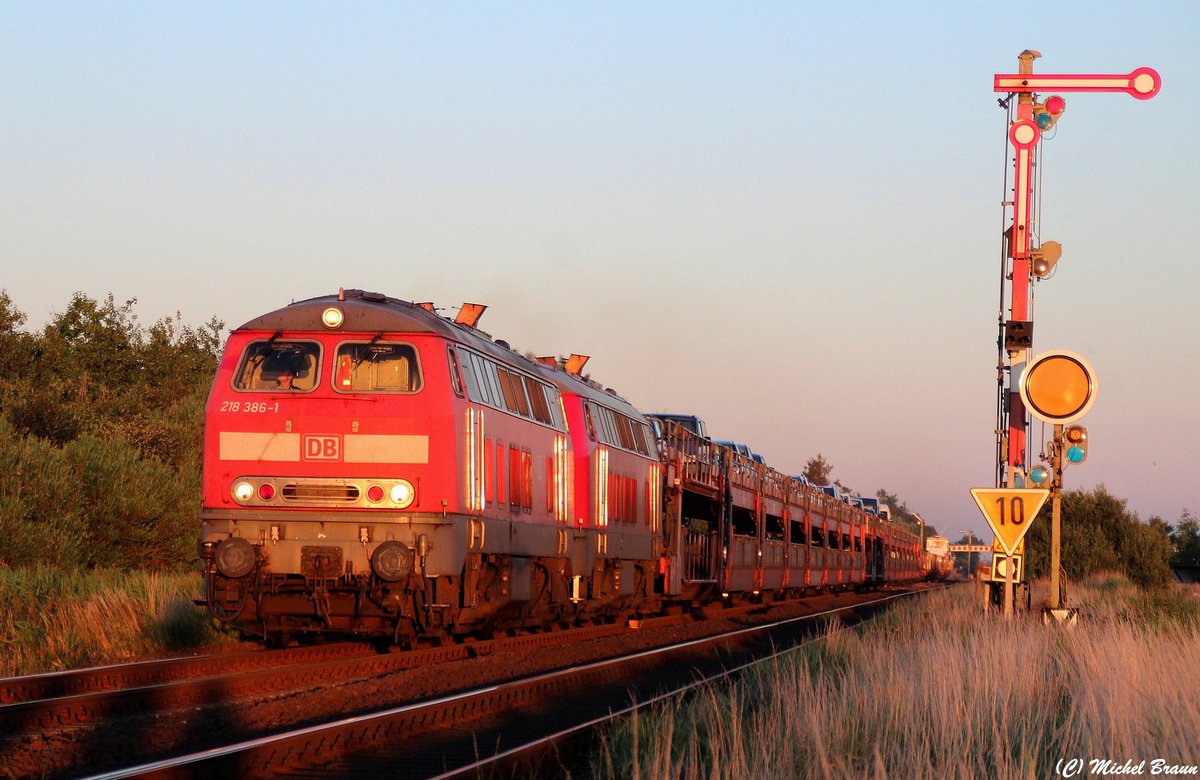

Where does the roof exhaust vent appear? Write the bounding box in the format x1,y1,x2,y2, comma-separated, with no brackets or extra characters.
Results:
454,303,487,328
565,354,590,376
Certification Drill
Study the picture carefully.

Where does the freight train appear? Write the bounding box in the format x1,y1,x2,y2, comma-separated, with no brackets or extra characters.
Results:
199,290,944,645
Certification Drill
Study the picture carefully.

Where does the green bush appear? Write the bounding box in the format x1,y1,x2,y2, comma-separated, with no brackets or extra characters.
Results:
1025,486,1175,590
0,290,220,571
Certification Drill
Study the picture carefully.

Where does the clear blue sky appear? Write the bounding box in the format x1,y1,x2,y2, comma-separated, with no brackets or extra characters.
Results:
2,1,1197,541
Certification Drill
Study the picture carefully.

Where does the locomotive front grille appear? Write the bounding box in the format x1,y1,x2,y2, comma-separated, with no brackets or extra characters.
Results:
282,483,361,502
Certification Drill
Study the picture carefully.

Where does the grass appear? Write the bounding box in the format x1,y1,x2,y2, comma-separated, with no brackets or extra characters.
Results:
593,576,1200,779
0,566,238,677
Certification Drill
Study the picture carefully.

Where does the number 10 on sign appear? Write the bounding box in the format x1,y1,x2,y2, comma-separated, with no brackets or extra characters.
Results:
970,488,1050,555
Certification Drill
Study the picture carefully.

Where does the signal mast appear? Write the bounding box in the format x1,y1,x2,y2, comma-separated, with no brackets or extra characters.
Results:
986,51,1160,617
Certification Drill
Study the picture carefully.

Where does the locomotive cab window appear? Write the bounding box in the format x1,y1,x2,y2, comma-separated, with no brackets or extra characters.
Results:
333,342,422,393
233,340,321,392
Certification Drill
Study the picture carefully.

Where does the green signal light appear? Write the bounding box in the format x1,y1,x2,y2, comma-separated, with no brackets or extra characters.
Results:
1030,466,1050,484
1067,446,1086,464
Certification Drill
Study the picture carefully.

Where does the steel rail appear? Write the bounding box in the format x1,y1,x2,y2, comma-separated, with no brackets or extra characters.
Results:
0,642,376,705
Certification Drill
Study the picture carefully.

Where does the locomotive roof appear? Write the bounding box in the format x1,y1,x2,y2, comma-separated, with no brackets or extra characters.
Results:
237,289,644,417
237,289,459,337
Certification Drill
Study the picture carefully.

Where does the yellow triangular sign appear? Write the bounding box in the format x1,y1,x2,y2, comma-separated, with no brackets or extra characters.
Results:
970,488,1049,555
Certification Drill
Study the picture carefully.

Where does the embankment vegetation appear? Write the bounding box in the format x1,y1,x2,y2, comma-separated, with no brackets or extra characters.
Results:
593,575,1200,778
0,567,234,676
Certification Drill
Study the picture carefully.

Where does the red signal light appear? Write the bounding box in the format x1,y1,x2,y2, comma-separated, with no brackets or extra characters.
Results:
258,483,276,501
367,485,385,503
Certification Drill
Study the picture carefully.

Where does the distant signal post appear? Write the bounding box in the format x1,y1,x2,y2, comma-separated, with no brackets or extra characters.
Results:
983,51,1159,618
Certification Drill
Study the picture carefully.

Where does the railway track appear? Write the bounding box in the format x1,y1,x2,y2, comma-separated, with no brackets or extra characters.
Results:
39,585,946,779
0,623,646,737
0,641,374,707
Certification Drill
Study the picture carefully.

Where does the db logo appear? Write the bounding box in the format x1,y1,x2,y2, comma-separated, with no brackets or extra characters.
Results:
303,434,342,461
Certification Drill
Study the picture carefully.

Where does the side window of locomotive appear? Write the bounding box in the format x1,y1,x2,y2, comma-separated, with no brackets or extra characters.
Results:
636,422,653,456
233,341,321,392
458,350,565,431
523,376,555,426
495,368,531,417
583,404,597,441
333,342,422,393
594,406,619,446
460,351,494,405
613,413,637,451
447,347,464,397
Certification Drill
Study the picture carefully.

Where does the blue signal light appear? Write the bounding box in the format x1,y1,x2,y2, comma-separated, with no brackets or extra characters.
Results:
1036,112,1054,130
1030,466,1050,485
1067,446,1086,464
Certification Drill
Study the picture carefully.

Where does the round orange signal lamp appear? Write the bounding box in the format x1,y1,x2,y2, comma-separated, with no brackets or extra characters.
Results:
1019,351,1098,425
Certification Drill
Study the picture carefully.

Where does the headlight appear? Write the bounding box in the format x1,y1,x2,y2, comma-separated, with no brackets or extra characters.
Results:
215,537,257,578
232,480,255,503
371,541,414,582
321,307,344,329
390,480,415,507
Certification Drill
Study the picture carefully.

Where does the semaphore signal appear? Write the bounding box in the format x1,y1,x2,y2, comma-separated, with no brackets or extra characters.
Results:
976,50,1159,619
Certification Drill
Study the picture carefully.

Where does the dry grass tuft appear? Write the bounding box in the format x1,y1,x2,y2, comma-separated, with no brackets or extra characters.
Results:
0,567,235,677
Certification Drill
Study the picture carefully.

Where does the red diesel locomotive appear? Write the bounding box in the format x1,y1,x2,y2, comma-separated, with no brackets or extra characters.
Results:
199,289,929,645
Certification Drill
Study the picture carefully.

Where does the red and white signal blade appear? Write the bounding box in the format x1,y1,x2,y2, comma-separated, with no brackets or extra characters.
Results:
994,67,1161,100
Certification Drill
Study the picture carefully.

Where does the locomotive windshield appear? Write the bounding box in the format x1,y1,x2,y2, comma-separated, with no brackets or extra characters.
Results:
233,340,321,392
333,342,422,393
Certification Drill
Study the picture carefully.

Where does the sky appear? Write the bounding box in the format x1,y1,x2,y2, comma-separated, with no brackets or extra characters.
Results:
2,1,1198,542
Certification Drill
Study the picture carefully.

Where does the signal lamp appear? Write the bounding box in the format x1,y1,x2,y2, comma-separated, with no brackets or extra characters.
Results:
366,485,385,503
1030,466,1050,485
1033,95,1066,131
1031,241,1062,278
1065,425,1088,463
257,483,276,501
